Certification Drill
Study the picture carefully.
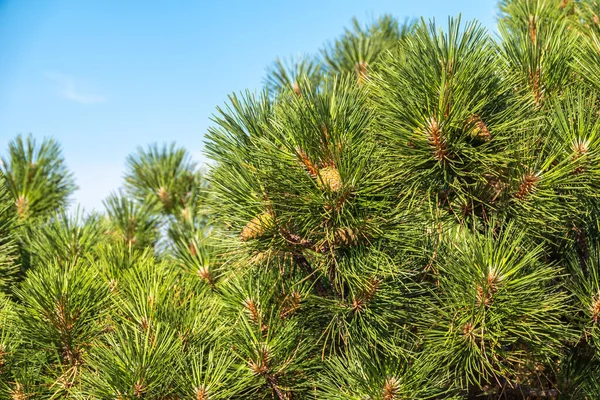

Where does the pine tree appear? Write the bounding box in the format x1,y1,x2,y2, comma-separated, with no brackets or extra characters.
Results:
0,175,19,293
103,191,161,252
0,134,76,222
322,14,413,83
204,5,600,398
124,142,200,216
23,207,104,267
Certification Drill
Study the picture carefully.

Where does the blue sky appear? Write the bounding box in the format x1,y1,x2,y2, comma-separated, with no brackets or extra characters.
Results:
0,0,497,211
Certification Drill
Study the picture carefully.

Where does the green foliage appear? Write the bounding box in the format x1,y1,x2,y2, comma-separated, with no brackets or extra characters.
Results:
0,134,76,221
103,191,161,251
0,176,19,293
23,207,104,267
264,54,323,96
124,142,200,215
7,3,600,399
264,14,413,96
122,142,212,257
419,223,571,390
79,322,181,398
166,177,211,252
13,260,110,397
202,10,600,398
371,17,526,227
498,0,577,104
321,14,413,82
319,347,448,399
175,347,247,400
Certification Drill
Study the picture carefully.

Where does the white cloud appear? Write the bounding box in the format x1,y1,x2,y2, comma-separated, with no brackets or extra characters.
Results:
44,72,106,104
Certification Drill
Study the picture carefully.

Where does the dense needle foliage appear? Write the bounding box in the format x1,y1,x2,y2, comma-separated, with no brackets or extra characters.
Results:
4,0,600,398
